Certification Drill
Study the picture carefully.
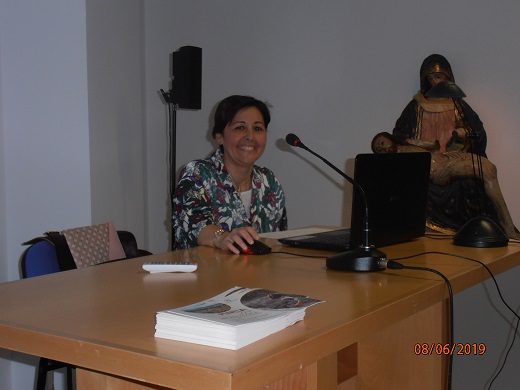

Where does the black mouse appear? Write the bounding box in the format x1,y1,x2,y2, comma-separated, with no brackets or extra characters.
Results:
233,240,272,255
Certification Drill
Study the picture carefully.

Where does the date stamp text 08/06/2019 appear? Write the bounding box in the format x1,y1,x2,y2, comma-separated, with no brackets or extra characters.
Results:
414,343,486,356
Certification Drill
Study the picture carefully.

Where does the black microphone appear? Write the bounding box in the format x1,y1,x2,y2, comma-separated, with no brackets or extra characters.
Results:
285,133,387,272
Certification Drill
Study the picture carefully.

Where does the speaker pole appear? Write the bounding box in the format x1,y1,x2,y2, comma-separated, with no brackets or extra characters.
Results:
160,89,178,251
160,46,202,251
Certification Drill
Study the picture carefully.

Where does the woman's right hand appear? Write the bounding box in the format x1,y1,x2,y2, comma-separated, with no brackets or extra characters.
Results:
214,226,260,254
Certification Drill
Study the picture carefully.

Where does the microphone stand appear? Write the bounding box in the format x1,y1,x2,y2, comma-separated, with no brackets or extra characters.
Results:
425,82,508,248
286,135,386,272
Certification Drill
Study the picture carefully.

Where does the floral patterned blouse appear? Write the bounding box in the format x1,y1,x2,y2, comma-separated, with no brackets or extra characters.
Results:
172,149,287,250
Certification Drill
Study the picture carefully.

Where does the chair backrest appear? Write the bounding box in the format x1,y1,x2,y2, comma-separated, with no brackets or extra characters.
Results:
21,230,151,278
20,239,61,278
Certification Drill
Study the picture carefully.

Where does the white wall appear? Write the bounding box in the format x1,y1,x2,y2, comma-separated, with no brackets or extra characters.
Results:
1,0,91,280
144,0,520,253
86,0,147,244
0,9,8,385
0,0,91,388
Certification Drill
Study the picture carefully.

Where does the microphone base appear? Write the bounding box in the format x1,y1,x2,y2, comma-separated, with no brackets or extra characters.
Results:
453,216,509,248
326,246,387,272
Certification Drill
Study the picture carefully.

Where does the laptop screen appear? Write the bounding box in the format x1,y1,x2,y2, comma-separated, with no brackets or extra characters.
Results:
349,152,431,248
278,152,431,251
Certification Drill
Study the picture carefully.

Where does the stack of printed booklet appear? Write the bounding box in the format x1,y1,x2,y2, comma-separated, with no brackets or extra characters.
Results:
155,286,324,350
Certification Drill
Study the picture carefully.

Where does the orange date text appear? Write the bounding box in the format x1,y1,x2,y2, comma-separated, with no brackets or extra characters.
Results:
414,343,486,356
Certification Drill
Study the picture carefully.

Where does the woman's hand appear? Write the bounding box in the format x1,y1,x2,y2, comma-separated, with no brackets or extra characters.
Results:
215,227,260,254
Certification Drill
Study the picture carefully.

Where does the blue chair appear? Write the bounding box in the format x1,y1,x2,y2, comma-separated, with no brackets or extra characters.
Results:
21,239,60,278
20,230,151,390
20,239,74,390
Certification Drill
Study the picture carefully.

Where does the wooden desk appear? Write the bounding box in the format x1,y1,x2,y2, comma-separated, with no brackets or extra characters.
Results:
1,236,519,389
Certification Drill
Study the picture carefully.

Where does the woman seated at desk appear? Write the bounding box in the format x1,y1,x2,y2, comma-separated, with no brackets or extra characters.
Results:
172,95,287,253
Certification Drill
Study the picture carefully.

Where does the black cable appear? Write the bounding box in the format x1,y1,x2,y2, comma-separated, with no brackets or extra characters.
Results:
272,250,454,389
424,233,520,245
386,260,454,390
391,249,520,388
454,99,486,215
487,313,520,389
275,247,519,388
392,251,520,320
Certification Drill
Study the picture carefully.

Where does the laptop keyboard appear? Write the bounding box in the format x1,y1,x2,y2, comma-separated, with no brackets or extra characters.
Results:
317,235,349,246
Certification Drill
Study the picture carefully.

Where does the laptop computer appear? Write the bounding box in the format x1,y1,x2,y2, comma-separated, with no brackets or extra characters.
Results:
278,152,431,251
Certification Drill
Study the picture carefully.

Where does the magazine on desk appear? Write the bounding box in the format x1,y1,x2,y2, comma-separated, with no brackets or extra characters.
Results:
155,286,324,350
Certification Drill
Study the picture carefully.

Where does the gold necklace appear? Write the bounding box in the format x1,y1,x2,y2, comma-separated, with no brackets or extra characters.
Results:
234,176,250,193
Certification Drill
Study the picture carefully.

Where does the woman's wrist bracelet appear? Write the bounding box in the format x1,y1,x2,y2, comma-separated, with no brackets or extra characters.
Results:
212,228,226,248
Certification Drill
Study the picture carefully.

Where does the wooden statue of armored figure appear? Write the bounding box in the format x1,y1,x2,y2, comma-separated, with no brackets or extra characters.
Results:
373,54,518,239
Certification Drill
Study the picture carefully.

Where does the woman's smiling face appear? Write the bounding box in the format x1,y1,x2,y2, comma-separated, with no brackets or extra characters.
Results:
216,106,267,169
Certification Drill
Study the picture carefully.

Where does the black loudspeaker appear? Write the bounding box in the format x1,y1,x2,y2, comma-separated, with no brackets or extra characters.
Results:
170,46,202,109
